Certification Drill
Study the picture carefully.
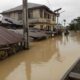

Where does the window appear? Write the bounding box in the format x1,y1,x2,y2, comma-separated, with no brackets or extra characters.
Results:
28,10,33,19
48,14,51,19
40,9,43,18
44,11,50,19
53,15,55,21
40,25,43,30
18,12,22,20
46,26,50,31
44,12,47,18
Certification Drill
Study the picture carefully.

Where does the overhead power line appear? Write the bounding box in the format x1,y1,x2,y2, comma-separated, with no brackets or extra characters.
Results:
45,0,57,11
46,0,51,7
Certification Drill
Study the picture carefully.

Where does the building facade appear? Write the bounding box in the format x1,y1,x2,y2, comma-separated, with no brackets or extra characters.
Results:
1,3,56,31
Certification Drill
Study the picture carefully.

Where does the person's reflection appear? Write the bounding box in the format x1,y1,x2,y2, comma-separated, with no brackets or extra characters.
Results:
54,36,63,44
56,45,64,62
63,34,69,45
59,36,63,44
54,37,64,62
66,35,69,42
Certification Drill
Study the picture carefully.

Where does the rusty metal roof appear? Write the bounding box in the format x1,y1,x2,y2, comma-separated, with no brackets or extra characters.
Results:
0,26,23,46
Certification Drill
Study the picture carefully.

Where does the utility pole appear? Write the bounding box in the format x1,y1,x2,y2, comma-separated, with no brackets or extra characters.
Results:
23,0,29,49
56,13,59,26
54,8,62,27
63,19,66,27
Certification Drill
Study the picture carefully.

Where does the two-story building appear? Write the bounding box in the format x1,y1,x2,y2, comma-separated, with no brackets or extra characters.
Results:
1,3,56,31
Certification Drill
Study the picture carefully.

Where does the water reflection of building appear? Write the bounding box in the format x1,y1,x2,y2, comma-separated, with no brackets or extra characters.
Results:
0,38,61,80
54,36,65,62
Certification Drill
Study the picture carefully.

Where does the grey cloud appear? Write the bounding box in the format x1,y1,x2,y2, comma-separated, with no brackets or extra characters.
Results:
0,0,80,25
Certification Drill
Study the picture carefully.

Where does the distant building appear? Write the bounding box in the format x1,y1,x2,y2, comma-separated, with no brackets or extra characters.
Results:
1,3,57,30
54,24,63,30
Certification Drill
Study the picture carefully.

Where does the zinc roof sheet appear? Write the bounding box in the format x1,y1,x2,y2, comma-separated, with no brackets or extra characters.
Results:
0,26,23,46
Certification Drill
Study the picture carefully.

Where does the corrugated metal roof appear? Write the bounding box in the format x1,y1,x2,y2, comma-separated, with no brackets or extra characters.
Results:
0,26,23,46
2,3,55,14
0,16,22,25
9,28,47,40
2,3,43,13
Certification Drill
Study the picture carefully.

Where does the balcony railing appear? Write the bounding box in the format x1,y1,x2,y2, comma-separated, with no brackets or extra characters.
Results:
28,18,55,24
19,18,56,25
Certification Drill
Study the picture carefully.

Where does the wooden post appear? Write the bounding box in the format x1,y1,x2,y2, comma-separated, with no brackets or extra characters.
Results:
23,0,29,49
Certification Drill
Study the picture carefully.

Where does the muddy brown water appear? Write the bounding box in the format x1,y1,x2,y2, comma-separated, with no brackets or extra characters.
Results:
0,32,80,80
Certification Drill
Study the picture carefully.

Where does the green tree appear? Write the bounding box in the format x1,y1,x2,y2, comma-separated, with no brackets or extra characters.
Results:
68,17,80,31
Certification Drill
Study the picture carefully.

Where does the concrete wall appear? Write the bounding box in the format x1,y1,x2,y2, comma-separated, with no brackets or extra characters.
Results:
3,8,56,30
10,12,18,20
3,12,18,20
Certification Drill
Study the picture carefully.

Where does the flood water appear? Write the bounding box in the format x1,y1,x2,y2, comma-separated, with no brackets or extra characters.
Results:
0,32,80,80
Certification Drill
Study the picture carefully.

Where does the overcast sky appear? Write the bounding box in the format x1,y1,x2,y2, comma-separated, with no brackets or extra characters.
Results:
0,0,80,25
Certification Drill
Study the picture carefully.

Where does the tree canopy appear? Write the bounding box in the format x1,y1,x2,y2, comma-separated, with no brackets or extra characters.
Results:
68,17,80,31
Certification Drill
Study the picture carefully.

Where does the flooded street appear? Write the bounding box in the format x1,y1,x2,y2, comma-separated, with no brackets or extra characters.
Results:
0,32,80,80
